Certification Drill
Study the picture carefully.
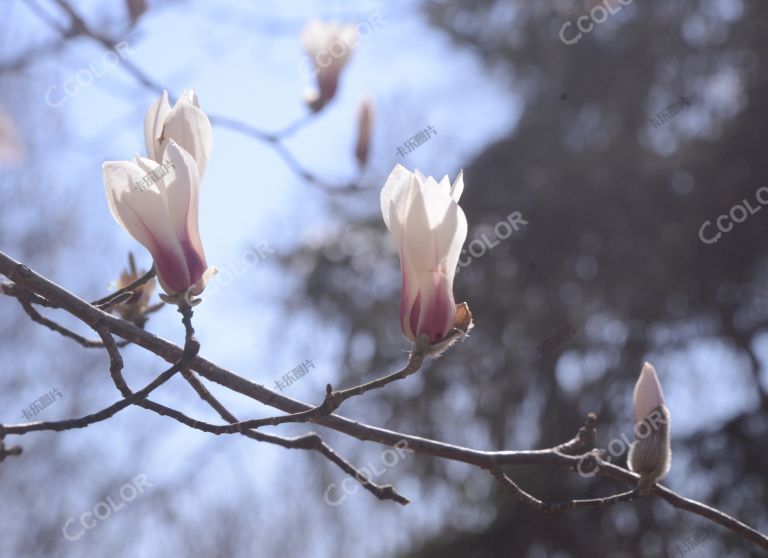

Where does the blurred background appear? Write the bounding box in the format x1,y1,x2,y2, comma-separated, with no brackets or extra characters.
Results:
1,0,767,556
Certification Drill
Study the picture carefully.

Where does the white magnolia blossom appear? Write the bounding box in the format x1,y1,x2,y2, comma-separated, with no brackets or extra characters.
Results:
144,90,212,179
103,141,216,304
301,20,357,111
381,164,471,349
628,362,672,494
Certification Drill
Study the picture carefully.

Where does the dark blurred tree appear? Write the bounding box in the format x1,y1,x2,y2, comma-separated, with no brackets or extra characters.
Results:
277,1,768,556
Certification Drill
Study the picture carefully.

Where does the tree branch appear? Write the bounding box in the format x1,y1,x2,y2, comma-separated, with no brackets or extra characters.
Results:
2,254,767,551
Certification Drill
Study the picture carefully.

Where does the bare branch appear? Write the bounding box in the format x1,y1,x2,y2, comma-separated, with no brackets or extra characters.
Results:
2,251,768,551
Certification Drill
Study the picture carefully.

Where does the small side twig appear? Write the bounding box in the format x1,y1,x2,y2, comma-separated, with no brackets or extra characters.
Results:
491,467,640,512
228,334,431,431
179,368,409,504
16,296,106,348
90,266,156,309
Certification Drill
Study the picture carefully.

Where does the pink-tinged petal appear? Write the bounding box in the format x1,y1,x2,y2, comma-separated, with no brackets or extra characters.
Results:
162,141,207,286
633,362,666,423
402,289,420,341
144,91,171,163
413,271,456,343
163,91,212,178
103,160,190,294
398,234,421,340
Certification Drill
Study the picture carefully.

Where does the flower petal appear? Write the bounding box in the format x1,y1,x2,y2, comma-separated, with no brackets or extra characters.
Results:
403,180,467,279
162,141,207,286
381,164,417,233
144,91,171,163
163,91,213,178
103,160,190,294
633,362,666,423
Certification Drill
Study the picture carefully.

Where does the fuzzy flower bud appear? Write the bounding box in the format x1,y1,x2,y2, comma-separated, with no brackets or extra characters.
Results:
628,362,671,494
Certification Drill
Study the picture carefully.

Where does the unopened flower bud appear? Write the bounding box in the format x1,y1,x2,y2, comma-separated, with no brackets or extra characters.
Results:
628,362,671,494
301,20,357,112
380,165,473,354
354,97,374,169
112,253,156,326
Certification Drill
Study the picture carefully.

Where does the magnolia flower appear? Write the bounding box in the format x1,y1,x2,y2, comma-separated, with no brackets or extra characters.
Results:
381,165,472,352
103,141,216,305
354,97,374,169
628,362,671,494
144,90,212,178
301,20,357,112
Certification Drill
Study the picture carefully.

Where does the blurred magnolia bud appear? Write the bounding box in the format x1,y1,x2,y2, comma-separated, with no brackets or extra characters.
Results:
354,97,374,169
627,362,671,494
112,253,156,325
301,20,357,112
126,0,147,26
0,111,25,168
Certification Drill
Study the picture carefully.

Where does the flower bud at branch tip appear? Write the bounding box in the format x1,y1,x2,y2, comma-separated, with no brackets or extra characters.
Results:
628,362,671,495
301,20,357,112
380,165,473,355
103,92,215,304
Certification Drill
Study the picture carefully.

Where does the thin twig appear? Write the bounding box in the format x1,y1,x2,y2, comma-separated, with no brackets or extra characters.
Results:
491,467,641,512
217,334,431,431
3,356,190,435
24,0,365,193
90,266,156,308
16,296,106,348
179,368,408,504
